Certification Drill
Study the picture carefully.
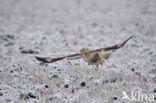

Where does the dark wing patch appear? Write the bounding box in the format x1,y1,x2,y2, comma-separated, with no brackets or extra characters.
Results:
35,56,65,63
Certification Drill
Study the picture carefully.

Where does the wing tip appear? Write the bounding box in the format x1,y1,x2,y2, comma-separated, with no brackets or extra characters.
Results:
35,56,52,63
35,56,43,61
119,35,133,47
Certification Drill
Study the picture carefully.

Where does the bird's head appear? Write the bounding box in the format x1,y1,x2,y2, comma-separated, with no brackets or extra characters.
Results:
80,48,90,54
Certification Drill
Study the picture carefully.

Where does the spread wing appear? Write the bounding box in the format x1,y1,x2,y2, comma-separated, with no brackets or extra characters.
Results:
35,53,81,63
35,36,132,63
90,36,132,53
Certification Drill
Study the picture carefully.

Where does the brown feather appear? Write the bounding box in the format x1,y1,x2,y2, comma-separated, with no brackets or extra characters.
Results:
35,36,132,63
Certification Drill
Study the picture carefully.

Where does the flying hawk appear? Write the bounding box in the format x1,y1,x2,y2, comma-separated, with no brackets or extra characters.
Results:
36,36,132,68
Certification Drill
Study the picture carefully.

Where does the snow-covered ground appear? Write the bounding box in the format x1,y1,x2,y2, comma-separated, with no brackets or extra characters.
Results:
0,0,156,103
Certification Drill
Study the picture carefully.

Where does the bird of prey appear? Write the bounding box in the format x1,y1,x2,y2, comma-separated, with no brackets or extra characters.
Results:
36,36,132,68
